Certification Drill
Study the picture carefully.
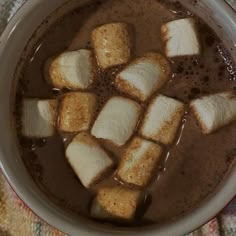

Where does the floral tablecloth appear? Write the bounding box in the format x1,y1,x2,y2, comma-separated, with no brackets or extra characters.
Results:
0,0,236,235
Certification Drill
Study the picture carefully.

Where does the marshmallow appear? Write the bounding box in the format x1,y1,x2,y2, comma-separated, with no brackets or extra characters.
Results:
58,92,97,132
140,95,185,145
117,137,163,187
190,91,236,134
115,53,171,101
91,97,142,146
161,18,200,57
21,99,58,138
66,132,114,188
91,186,142,220
46,49,94,89
92,23,131,69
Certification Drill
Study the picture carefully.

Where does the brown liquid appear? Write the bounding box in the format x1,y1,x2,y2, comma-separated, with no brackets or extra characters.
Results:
14,0,236,226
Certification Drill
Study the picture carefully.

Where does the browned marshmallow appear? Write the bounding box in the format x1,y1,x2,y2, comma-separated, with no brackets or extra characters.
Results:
117,137,163,187
91,96,142,146
58,92,97,132
66,133,113,188
21,99,58,138
161,18,200,58
91,186,142,220
140,95,185,145
46,49,94,90
115,53,171,101
92,23,131,69
190,91,236,134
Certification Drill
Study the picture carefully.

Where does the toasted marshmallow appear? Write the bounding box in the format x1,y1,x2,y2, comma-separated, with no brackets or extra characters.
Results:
140,95,185,145
46,49,94,89
91,97,141,146
58,92,97,132
115,53,171,101
91,186,141,220
117,137,163,187
21,99,58,138
161,18,200,57
66,132,113,188
92,23,131,69
190,91,236,134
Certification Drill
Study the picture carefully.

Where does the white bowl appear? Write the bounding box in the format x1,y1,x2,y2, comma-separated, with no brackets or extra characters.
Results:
0,0,236,235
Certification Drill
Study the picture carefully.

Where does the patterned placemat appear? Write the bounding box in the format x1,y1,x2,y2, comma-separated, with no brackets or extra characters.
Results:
0,0,236,235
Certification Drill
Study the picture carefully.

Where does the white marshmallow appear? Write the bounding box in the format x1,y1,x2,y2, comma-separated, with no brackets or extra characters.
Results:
140,95,185,145
92,23,131,69
117,137,163,187
91,186,142,220
161,18,200,58
91,97,142,146
66,132,113,188
190,91,236,134
21,99,58,138
58,92,97,133
46,49,94,89
115,53,171,101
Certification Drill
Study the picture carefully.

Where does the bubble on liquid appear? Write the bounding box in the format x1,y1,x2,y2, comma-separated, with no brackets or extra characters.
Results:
52,88,61,96
176,65,184,74
191,87,200,95
18,78,30,95
61,87,70,93
188,94,195,100
205,35,215,47
217,45,236,79
214,57,220,64
20,137,34,149
192,58,199,67
34,138,47,147
202,76,209,83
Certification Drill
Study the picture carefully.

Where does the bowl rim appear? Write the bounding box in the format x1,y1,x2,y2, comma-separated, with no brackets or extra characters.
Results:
0,0,236,235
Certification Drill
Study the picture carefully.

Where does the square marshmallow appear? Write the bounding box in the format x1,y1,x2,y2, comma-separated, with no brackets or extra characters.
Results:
91,186,142,220
91,96,141,146
66,132,114,188
92,23,131,69
46,49,94,89
58,92,97,132
21,99,58,138
190,91,236,134
117,137,163,187
140,95,185,145
115,53,171,101
161,18,200,58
